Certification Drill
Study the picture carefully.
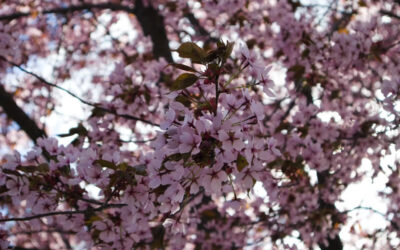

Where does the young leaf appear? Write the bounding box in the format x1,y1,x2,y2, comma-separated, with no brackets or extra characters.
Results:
37,163,50,173
175,94,192,107
236,154,248,172
288,65,305,81
94,160,117,170
131,164,147,176
170,73,198,91
170,63,198,73
224,41,235,60
176,42,207,63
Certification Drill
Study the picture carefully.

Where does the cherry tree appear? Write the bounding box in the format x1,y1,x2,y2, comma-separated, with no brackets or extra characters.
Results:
0,0,399,249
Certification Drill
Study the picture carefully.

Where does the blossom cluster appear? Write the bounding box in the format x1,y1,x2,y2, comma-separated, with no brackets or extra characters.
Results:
0,0,400,249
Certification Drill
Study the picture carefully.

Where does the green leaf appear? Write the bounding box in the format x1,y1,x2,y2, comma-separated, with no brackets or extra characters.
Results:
28,176,42,189
59,165,71,176
201,208,220,220
37,163,49,173
224,41,235,60
246,39,257,49
360,120,379,135
94,160,116,170
275,121,290,133
150,225,165,249
236,154,248,172
169,63,198,73
175,42,207,63
288,64,305,81
0,185,8,195
206,63,219,76
2,169,22,176
17,165,36,173
175,94,192,107
298,125,309,138
85,215,102,225
117,162,129,171
166,153,183,162
71,138,81,147
131,164,147,176
170,73,198,91
144,91,151,104
330,90,340,99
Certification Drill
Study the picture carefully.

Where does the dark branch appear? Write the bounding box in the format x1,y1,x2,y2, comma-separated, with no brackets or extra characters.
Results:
184,11,217,43
8,247,39,250
0,203,126,223
380,10,400,20
134,0,173,62
0,3,137,21
0,56,160,127
317,171,343,250
343,206,400,230
0,84,46,143
185,12,209,37
0,1,173,62
10,229,75,236
281,99,296,122
119,137,157,144
319,235,343,250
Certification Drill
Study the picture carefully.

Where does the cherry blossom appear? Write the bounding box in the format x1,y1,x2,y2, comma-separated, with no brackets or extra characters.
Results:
0,0,399,249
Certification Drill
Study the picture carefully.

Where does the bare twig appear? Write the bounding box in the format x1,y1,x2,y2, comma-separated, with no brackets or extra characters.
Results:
0,56,160,127
380,10,400,20
0,84,47,143
0,203,126,223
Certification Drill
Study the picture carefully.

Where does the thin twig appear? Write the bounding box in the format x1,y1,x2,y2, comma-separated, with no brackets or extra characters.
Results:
0,203,126,223
0,3,137,21
0,56,160,127
380,10,400,20
9,229,76,236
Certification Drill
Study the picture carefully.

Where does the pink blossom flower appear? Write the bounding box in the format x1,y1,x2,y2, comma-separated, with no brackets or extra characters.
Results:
4,151,22,170
93,220,118,243
240,44,258,67
218,129,245,152
179,130,201,154
250,100,265,121
160,108,176,130
0,230,9,249
201,165,228,194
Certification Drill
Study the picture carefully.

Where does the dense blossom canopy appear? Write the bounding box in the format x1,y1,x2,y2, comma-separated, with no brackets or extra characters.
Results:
0,0,400,249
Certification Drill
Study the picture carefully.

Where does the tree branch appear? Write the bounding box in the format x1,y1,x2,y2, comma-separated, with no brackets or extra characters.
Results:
0,3,137,21
184,10,218,43
7,246,39,250
134,0,173,62
343,206,400,230
9,229,75,236
319,235,343,250
0,84,46,143
0,203,126,223
0,1,173,62
380,10,400,20
317,171,343,250
0,56,160,127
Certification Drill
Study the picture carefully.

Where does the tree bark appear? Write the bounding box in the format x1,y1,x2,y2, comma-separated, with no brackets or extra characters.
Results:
319,235,343,250
0,84,46,143
0,1,173,62
317,172,343,250
133,0,173,62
